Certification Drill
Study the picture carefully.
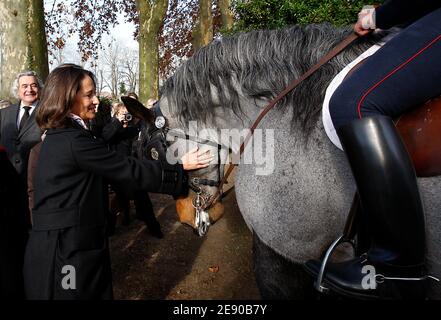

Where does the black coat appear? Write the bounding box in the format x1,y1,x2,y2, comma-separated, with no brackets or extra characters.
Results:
375,0,441,29
0,103,42,229
23,121,185,299
0,146,28,298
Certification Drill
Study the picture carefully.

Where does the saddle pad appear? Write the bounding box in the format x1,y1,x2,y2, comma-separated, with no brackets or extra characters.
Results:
322,44,382,150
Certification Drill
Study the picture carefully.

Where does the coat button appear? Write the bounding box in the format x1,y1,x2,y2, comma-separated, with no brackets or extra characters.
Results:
15,159,20,163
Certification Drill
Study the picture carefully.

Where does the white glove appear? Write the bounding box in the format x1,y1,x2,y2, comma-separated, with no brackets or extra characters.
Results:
358,5,376,30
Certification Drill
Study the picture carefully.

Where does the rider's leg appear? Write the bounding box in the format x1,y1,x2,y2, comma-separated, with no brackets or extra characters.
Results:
306,7,441,298
339,117,425,267
305,117,427,298
330,7,441,130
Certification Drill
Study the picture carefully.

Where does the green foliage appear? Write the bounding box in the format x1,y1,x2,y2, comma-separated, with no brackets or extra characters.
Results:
229,0,384,34
98,96,113,108
119,82,127,95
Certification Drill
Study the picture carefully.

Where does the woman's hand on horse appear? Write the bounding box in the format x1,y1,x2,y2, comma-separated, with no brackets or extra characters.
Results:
181,147,214,171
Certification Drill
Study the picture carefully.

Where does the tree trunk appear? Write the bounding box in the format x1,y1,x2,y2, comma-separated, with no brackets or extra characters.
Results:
192,0,213,51
0,0,48,101
28,0,49,80
218,0,233,30
136,0,168,103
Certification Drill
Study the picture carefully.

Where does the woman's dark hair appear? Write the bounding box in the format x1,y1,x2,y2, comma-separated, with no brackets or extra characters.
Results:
36,64,97,130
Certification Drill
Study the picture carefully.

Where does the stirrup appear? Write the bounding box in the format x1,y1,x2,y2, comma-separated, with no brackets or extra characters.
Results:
314,235,355,293
314,191,361,293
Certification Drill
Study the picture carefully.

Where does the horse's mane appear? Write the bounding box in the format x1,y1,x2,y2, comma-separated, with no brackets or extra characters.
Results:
161,23,385,133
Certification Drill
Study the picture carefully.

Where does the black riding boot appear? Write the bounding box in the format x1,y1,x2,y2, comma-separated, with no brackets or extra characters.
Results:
305,116,427,299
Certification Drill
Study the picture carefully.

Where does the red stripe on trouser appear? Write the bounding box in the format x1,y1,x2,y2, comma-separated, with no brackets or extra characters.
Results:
357,33,441,119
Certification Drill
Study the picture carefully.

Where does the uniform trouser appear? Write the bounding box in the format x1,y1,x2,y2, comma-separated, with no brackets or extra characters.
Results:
330,7,441,130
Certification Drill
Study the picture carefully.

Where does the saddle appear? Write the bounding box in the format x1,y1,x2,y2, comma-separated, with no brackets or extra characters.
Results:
344,59,441,178
396,97,441,177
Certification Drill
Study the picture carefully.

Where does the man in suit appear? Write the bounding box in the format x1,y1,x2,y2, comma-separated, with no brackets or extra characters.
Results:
0,71,43,182
0,71,43,298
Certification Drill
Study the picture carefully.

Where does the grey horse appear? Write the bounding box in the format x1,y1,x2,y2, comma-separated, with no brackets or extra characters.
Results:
154,23,441,299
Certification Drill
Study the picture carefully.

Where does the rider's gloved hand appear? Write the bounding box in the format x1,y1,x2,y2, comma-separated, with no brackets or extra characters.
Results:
354,5,376,36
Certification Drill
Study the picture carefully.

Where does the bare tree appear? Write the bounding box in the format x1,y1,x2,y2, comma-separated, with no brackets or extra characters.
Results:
91,40,139,99
51,45,66,67
120,50,139,94
100,40,123,98
96,69,106,95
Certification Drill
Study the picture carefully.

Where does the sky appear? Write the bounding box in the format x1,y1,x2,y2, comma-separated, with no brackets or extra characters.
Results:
107,15,138,51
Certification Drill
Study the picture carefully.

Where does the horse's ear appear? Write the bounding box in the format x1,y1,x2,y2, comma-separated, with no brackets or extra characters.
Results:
121,96,154,123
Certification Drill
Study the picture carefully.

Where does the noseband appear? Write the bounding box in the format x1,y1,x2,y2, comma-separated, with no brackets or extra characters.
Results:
152,104,228,236
152,103,225,191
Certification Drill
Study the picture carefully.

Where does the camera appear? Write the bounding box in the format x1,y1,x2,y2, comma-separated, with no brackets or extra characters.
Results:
123,113,132,122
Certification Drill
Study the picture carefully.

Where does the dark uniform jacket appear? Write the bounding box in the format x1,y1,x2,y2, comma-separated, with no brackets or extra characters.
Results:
23,121,185,299
375,0,441,29
101,117,140,157
0,103,42,180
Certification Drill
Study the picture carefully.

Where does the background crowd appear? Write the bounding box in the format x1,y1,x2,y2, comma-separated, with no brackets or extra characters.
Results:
0,66,212,299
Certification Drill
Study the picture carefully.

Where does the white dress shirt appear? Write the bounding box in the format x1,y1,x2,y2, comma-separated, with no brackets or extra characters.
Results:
16,101,37,129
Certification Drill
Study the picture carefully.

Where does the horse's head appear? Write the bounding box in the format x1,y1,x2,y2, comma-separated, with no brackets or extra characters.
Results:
163,115,230,236
122,95,228,235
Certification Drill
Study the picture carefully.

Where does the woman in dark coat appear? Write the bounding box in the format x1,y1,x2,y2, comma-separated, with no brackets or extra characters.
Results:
23,64,213,300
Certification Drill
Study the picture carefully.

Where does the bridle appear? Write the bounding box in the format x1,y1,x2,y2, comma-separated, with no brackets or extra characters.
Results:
152,103,228,189
151,104,232,235
152,32,360,236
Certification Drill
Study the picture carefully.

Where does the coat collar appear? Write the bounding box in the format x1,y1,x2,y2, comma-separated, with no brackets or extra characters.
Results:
45,119,92,135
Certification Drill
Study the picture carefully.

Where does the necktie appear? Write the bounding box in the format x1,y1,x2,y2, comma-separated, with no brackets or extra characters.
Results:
19,106,31,131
